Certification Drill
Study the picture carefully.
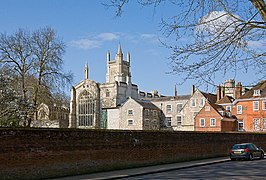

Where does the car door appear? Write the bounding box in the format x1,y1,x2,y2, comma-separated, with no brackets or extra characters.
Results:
251,144,260,158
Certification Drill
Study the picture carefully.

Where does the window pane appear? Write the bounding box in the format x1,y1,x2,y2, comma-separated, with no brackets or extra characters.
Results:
254,118,260,131
78,91,94,126
253,101,259,111
200,119,205,127
177,116,182,126
166,105,172,112
165,117,171,127
177,104,182,113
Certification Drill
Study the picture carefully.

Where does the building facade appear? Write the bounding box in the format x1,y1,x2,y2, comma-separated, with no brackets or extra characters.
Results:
195,100,237,132
69,45,138,129
148,95,191,131
232,80,266,132
107,97,162,130
32,103,69,128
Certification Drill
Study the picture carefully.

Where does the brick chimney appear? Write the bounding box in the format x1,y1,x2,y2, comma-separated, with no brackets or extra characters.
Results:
190,85,195,96
216,84,221,102
221,85,225,98
234,82,242,99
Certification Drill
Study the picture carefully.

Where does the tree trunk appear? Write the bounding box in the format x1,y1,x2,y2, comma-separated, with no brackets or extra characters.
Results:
250,0,266,22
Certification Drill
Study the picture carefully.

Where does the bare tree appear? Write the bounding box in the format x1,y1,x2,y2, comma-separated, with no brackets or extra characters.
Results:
0,29,34,126
104,0,266,85
0,27,73,127
0,67,19,127
31,27,72,123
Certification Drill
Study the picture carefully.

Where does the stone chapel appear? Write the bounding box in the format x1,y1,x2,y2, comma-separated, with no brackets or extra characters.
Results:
69,45,139,128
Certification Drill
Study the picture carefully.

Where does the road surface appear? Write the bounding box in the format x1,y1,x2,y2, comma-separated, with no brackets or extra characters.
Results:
124,158,266,179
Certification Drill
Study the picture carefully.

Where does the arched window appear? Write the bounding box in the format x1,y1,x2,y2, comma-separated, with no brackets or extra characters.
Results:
106,89,110,97
78,91,95,126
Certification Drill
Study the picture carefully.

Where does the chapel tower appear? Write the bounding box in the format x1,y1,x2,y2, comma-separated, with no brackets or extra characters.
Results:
105,45,131,84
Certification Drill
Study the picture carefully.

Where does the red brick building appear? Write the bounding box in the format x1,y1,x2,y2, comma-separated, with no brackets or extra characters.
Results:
232,80,266,132
195,101,237,132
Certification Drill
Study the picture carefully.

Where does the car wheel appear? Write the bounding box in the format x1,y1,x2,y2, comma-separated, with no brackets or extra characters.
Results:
260,153,264,159
248,154,253,161
230,158,236,161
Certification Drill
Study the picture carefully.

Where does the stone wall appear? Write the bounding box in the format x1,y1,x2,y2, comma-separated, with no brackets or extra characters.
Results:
1,128,266,179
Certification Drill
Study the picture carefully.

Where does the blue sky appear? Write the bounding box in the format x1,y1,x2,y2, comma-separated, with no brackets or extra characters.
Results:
0,1,256,96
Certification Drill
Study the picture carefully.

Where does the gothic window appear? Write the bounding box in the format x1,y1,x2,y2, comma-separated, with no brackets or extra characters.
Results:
106,89,110,97
78,91,95,127
39,109,46,119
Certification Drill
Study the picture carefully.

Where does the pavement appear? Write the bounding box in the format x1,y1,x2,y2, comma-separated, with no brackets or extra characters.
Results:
54,157,230,180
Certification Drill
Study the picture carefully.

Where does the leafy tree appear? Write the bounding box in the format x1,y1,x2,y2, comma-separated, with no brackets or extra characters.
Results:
105,0,266,85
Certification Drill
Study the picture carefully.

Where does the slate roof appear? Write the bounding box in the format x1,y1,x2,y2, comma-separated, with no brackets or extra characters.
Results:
144,95,191,102
134,99,161,111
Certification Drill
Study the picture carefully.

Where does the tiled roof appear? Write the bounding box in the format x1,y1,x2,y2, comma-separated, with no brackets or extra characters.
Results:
202,92,217,104
209,103,236,119
216,95,234,104
238,80,266,99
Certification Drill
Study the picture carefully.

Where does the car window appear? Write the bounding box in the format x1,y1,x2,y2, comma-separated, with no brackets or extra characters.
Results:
232,145,247,149
251,144,258,150
247,144,253,150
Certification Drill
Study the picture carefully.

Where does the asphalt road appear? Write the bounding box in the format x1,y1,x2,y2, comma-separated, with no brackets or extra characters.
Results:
124,158,266,179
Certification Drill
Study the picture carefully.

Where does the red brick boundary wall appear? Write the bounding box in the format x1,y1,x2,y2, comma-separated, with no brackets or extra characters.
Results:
0,128,266,179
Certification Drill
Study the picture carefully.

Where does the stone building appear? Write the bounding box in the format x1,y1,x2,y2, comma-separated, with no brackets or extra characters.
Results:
147,94,191,131
179,86,218,131
32,103,69,128
69,45,138,129
107,97,162,130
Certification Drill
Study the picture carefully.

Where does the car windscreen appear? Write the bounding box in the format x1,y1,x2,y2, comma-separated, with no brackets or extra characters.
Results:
232,145,247,149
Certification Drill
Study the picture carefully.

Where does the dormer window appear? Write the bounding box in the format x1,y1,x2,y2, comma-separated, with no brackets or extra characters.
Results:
219,111,225,116
254,89,261,96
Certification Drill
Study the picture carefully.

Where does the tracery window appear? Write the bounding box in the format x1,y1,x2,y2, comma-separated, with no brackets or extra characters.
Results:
78,91,95,126
106,89,110,97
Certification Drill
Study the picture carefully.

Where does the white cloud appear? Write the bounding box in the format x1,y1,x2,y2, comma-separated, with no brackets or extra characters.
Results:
97,33,119,41
140,33,160,44
247,40,266,47
141,33,157,39
197,11,239,35
70,32,120,49
70,39,101,49
69,32,161,49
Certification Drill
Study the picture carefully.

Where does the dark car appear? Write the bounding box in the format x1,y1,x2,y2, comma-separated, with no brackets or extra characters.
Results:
229,143,264,161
